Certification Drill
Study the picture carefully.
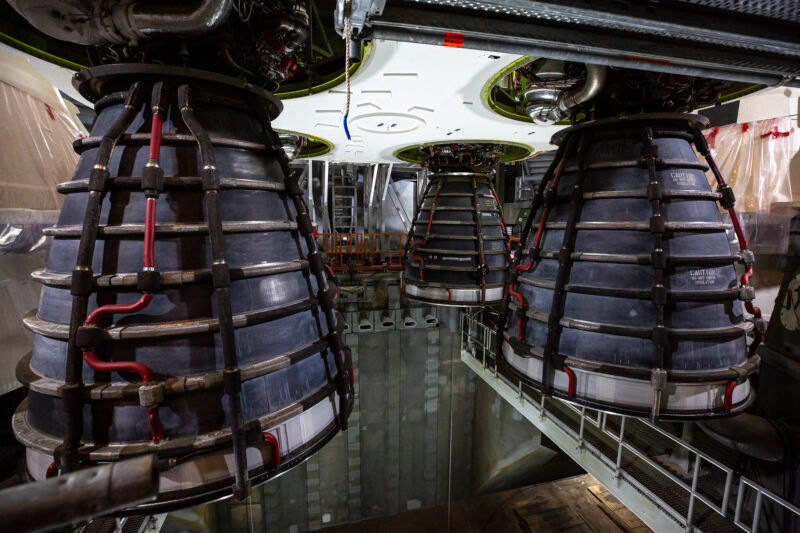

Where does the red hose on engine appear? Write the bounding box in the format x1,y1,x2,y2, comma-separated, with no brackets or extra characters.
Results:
703,153,762,357
262,432,281,467
508,285,526,340
515,157,567,274
80,110,165,443
507,157,568,343
411,188,441,280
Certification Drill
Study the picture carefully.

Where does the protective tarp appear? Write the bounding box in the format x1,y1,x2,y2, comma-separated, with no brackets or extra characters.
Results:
703,117,793,253
0,78,83,226
0,252,48,395
0,71,84,392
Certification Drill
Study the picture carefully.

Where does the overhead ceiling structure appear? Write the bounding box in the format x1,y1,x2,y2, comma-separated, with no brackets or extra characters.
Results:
272,39,561,162
278,0,800,164
364,0,800,86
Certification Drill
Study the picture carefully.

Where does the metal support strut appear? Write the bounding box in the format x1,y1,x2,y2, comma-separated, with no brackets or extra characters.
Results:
498,141,569,361
641,127,667,422
274,133,352,431
402,177,435,290
541,133,590,396
178,84,250,500
60,81,143,473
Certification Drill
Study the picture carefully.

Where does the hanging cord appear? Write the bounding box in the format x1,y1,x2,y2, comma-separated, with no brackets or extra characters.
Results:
233,0,254,22
342,0,352,140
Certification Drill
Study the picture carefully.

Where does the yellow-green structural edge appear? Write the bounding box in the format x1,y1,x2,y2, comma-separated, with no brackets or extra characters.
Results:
277,129,334,158
393,140,534,165
483,55,766,124
482,55,536,124
0,29,367,106
275,42,372,100
0,31,87,71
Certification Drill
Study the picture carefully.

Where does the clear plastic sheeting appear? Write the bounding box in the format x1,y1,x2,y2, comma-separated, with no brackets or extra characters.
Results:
0,252,46,394
0,79,81,254
0,80,81,207
704,116,794,253
0,209,57,254
0,75,82,391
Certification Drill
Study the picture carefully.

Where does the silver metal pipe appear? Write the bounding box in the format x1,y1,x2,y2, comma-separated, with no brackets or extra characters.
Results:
524,88,559,123
380,163,394,234
556,64,607,117
402,311,417,328
322,161,330,233
358,313,373,331
367,164,379,233
388,182,411,232
307,169,316,228
0,454,159,533
381,163,394,202
116,0,233,41
10,0,233,45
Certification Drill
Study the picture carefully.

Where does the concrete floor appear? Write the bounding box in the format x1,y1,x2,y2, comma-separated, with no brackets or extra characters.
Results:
319,474,651,533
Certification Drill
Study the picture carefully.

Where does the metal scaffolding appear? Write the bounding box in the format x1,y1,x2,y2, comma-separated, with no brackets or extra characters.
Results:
460,312,800,533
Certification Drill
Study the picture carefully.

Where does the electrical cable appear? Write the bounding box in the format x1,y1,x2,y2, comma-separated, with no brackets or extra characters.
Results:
506,155,568,342
342,0,352,140
507,285,525,339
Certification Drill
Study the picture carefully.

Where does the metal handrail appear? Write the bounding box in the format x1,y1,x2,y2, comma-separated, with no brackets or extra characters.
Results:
459,312,800,533
319,232,407,271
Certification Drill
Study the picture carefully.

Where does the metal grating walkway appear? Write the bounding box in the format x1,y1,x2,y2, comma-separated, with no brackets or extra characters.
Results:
460,312,800,532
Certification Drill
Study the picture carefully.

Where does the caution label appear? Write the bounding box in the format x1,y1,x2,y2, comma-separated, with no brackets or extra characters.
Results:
443,32,464,48
669,170,697,188
689,268,716,286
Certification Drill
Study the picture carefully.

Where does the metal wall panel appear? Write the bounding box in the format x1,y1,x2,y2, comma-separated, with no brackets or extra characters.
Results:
213,314,479,532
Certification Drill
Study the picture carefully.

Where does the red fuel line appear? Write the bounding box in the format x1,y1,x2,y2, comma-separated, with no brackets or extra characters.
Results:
412,188,442,280
515,157,567,274
723,380,737,412
704,155,763,356
80,110,165,443
508,285,526,340
263,432,281,467
563,366,577,396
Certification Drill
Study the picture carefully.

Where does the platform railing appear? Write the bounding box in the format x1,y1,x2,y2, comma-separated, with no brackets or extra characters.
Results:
460,312,800,533
319,232,407,272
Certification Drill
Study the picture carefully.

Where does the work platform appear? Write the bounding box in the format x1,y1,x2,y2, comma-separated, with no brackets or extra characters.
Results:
460,313,800,532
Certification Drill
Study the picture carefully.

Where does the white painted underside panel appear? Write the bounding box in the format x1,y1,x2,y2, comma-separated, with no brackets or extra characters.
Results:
273,40,565,163
502,341,750,414
26,394,339,496
404,282,504,304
